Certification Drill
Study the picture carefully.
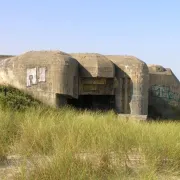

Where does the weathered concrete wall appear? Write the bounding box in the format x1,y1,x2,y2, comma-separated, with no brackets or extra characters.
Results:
148,65,180,119
106,55,149,116
0,51,78,107
71,53,116,95
0,52,150,117
1,51,179,120
71,53,115,77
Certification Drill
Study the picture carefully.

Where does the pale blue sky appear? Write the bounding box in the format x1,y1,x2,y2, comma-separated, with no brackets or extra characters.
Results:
1,0,180,78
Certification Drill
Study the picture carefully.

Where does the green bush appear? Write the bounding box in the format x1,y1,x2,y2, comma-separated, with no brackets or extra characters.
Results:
0,85,41,111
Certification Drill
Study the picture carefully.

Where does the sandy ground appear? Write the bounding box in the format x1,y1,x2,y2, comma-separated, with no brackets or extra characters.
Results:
0,154,179,180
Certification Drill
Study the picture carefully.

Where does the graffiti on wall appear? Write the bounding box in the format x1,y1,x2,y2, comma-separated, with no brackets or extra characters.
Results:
27,67,46,87
150,85,180,106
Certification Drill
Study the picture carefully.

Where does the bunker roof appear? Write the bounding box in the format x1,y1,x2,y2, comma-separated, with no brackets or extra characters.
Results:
71,53,114,77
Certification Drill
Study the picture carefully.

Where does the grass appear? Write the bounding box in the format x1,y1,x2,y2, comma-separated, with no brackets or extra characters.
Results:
0,86,179,179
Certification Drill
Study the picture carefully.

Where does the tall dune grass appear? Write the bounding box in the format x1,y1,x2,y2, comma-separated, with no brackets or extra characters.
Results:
0,86,179,179
0,106,178,179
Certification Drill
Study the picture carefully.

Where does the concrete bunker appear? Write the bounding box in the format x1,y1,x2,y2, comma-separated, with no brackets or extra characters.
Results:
148,64,180,119
0,51,150,119
106,55,149,117
68,53,116,111
0,51,79,107
5,51,180,120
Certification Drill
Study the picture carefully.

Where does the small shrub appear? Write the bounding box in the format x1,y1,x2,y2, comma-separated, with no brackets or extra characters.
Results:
0,85,41,111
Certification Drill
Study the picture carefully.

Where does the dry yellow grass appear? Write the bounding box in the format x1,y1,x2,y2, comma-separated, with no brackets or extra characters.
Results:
0,105,179,179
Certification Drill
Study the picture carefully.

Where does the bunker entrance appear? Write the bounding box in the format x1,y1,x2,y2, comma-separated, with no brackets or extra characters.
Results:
67,95,115,111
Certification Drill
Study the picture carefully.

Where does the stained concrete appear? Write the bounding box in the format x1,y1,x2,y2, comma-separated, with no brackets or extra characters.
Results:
0,51,179,120
71,53,115,77
0,51,78,107
148,64,180,119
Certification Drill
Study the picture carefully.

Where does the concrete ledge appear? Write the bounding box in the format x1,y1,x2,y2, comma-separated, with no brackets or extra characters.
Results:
118,114,147,121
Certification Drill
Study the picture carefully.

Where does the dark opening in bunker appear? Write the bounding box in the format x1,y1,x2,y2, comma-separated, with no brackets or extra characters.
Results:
67,95,115,111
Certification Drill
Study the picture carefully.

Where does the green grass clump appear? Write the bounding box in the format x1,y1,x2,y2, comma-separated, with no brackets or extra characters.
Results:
0,85,41,111
0,109,24,159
